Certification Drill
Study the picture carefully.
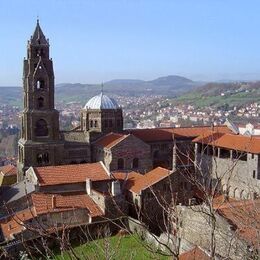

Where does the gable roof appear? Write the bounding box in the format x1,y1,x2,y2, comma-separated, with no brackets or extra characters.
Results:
193,131,260,154
33,162,110,186
120,167,172,194
179,246,210,260
94,132,128,149
125,126,230,143
0,164,17,176
113,171,143,191
31,192,103,217
0,192,104,241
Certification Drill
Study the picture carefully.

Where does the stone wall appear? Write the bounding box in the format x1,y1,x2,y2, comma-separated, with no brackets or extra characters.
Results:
177,205,249,259
196,143,260,199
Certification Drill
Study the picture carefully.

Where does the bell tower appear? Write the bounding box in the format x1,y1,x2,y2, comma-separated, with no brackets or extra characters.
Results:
18,20,63,181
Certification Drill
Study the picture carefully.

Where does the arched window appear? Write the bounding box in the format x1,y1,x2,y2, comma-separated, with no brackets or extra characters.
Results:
90,120,93,128
36,80,45,90
35,119,48,137
94,120,98,127
37,152,49,165
133,158,139,169
37,97,44,109
118,158,124,170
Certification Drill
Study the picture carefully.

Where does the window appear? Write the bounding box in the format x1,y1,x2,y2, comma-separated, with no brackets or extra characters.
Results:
35,119,48,136
90,120,93,128
207,146,215,156
197,143,202,154
252,154,255,159
233,151,247,161
94,120,98,127
118,158,124,170
104,120,108,128
253,170,256,179
37,97,44,109
109,119,113,127
219,148,230,159
36,80,45,90
37,152,49,165
132,158,139,169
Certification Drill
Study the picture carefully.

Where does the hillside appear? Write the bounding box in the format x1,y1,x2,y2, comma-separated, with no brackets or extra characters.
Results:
0,75,202,106
172,81,260,108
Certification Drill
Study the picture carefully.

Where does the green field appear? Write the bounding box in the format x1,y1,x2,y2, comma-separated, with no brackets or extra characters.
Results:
54,234,169,260
172,89,260,108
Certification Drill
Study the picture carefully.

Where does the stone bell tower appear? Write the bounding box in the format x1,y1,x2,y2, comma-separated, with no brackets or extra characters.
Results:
17,20,63,181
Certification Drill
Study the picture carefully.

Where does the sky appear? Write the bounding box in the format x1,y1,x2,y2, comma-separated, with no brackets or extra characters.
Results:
1,0,260,85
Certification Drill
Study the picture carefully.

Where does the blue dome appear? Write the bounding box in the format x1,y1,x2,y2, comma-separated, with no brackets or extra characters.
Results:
84,93,120,110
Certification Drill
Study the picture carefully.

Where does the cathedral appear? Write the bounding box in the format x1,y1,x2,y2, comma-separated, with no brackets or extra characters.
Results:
1,21,259,258
17,21,260,202
17,20,124,181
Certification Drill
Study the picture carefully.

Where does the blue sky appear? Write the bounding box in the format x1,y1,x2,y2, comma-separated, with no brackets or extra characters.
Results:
1,0,260,85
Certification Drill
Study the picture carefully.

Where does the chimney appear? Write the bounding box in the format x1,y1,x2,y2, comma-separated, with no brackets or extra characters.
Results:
86,178,92,195
112,180,121,196
51,195,56,209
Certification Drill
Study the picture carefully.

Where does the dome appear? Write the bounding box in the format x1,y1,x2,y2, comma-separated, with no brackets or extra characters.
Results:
84,93,120,110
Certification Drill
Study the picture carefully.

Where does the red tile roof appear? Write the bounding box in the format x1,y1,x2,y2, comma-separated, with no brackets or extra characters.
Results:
0,164,17,176
216,199,260,246
33,162,110,186
119,167,172,194
94,132,127,148
31,192,103,217
193,131,260,154
125,126,230,142
212,194,236,209
0,208,36,240
179,246,210,260
113,171,143,191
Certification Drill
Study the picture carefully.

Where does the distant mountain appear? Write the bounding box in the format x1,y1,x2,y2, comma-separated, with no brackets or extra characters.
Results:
0,75,204,106
148,75,193,86
105,79,145,87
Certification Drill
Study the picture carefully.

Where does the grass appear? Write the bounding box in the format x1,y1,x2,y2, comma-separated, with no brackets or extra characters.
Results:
172,90,260,108
54,234,170,260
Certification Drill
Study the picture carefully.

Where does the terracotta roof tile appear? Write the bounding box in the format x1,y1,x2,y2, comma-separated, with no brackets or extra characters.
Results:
216,199,260,246
179,246,210,260
120,167,172,194
31,192,103,217
125,126,229,142
0,208,36,240
113,171,143,191
193,131,260,154
0,164,17,176
34,162,110,186
94,132,126,148
212,194,237,209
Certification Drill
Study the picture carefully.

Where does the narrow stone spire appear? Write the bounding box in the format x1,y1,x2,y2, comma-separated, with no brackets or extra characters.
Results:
30,19,48,45
101,82,104,96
